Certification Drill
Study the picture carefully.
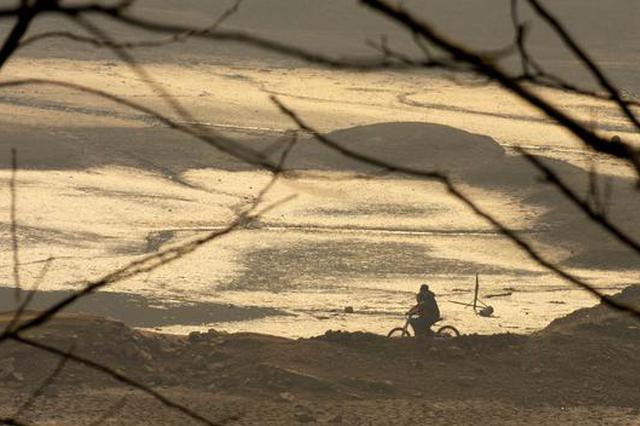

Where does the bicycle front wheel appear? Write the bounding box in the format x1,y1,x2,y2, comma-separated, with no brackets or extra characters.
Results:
436,325,460,337
387,327,411,338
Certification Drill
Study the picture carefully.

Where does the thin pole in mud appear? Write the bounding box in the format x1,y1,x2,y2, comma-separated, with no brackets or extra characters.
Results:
473,274,479,312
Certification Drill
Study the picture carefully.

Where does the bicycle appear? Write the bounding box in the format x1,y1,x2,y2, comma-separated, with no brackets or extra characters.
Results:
387,314,460,338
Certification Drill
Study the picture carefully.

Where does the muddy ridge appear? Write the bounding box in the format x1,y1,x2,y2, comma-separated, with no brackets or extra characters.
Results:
1,286,638,408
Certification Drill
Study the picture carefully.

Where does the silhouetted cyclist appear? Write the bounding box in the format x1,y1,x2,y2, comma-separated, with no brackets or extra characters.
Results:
406,284,440,335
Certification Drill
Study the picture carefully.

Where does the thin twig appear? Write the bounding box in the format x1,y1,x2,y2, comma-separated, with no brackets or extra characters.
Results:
516,149,640,255
0,418,32,426
0,130,297,340
5,257,55,333
0,78,274,170
85,396,128,426
272,95,640,319
10,335,223,426
526,0,640,132
13,344,74,418
10,148,20,303
0,1,38,70
360,0,640,175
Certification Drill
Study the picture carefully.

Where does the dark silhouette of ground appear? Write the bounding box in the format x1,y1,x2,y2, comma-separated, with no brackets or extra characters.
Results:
0,285,638,424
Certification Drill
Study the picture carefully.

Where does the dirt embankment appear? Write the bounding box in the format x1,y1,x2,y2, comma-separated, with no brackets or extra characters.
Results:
0,286,638,424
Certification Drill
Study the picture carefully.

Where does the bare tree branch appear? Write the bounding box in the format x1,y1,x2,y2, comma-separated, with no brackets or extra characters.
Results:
0,153,296,424
1,191,294,340
5,257,55,333
13,344,74,419
10,335,228,426
0,78,274,170
0,117,297,339
9,148,20,302
516,149,640,255
0,4,637,425
19,0,243,51
516,74,640,108
272,95,640,320
510,0,532,76
359,0,640,175
0,1,39,70
86,396,129,426
0,418,33,426
526,0,640,132
0,137,298,422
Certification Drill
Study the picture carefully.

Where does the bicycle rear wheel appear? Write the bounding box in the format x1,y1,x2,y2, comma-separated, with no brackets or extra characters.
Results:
436,325,460,337
387,327,411,338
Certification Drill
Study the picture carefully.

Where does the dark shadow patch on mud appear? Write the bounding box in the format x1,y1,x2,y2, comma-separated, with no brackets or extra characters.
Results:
309,204,442,217
0,95,161,126
396,93,635,134
74,186,194,203
282,122,640,270
0,287,289,328
221,238,540,292
145,230,176,253
0,223,114,248
3,119,639,270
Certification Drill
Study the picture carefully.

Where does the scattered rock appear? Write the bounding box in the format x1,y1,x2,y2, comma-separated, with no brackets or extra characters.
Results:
160,345,178,354
207,328,223,337
207,362,226,371
138,348,153,362
0,358,15,378
323,414,343,424
456,375,477,386
0,358,21,382
447,346,465,358
294,408,316,423
278,392,295,402
478,306,494,317
344,306,354,314
188,331,203,343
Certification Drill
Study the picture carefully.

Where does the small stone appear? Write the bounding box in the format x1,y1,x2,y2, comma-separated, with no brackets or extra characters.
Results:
324,414,343,424
456,375,476,386
207,362,225,371
188,331,203,343
0,358,16,381
279,392,295,402
138,348,153,362
294,409,316,423
344,306,354,314
448,346,464,358
161,346,177,354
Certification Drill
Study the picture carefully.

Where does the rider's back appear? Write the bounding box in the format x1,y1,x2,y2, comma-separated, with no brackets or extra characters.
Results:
417,290,440,321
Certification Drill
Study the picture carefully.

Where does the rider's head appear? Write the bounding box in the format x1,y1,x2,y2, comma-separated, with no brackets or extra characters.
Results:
420,284,429,292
